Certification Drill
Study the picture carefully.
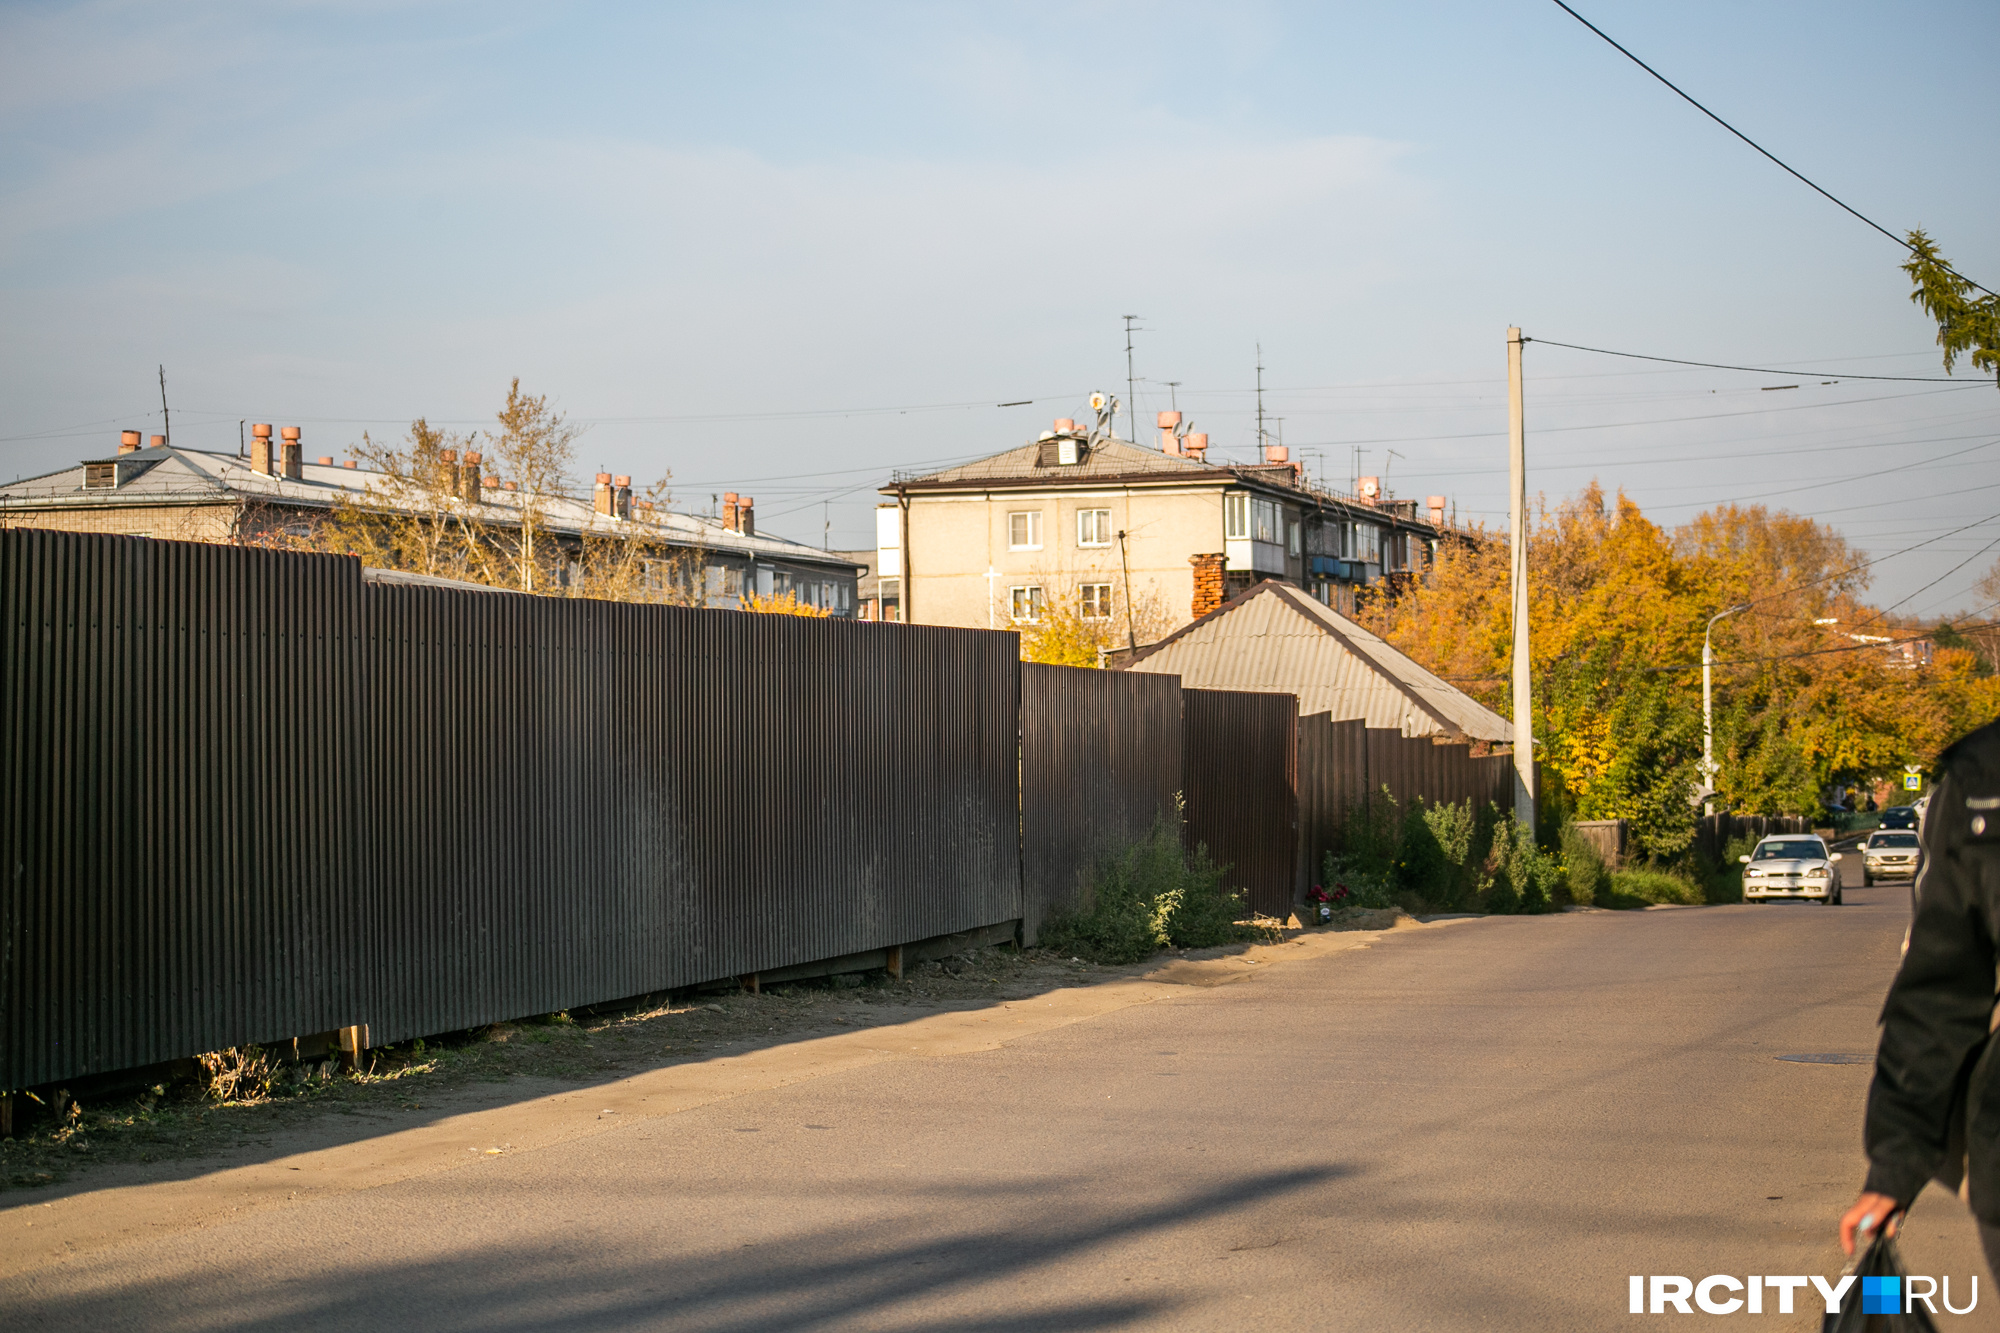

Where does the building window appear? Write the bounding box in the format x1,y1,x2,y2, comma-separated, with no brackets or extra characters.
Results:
1224,493,1249,539
1287,520,1301,557
1080,584,1113,620
1077,508,1112,547
1253,498,1279,544
1356,524,1381,563
1008,510,1043,550
1009,585,1046,622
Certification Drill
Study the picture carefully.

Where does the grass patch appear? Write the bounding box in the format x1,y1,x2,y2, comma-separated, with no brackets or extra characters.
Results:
1605,866,1706,908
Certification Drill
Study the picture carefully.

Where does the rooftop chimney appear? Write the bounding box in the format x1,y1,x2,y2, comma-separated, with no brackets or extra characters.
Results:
594,472,614,517
344,460,358,469
1426,495,1447,527
250,423,274,475
279,426,303,480
316,456,333,466
149,434,166,449
722,491,740,532
1157,411,1183,456
1053,418,1076,434
1357,476,1381,503
612,475,632,520
1182,432,1208,461
1263,444,1289,464
119,430,142,454
461,450,483,503
739,496,755,538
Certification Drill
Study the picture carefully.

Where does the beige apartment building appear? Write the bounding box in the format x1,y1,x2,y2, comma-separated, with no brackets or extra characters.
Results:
877,415,1456,643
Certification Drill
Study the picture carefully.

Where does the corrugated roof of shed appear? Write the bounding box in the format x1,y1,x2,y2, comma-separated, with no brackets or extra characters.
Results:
1125,581,1514,742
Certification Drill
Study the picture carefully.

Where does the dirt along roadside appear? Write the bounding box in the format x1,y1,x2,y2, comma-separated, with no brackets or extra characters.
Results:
0,911,1443,1282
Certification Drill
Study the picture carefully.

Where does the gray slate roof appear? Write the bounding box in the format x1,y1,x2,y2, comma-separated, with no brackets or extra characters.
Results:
1125,580,1514,742
895,436,1228,487
2,445,857,571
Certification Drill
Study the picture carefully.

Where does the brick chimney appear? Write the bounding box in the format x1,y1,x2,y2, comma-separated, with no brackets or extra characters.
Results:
1190,553,1226,620
1182,432,1208,462
1262,444,1289,464
722,491,740,532
250,423,273,475
612,474,632,520
438,448,458,493
1357,476,1380,503
149,435,166,448
118,430,142,455
739,496,755,538
280,426,303,480
1157,410,1182,455
461,451,483,503
593,472,614,517
1427,494,1447,527
316,456,333,466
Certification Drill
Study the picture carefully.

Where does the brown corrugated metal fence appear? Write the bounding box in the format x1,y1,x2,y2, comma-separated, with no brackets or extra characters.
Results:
1297,712,1515,881
2,530,1021,1090
1182,689,1299,919
2,530,370,1091
1018,663,1183,943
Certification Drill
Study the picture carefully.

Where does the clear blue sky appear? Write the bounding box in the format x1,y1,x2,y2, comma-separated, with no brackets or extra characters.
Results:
4,2,1996,615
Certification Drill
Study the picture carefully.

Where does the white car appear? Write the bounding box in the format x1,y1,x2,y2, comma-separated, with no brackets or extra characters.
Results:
1740,836,1844,905
1860,830,1922,885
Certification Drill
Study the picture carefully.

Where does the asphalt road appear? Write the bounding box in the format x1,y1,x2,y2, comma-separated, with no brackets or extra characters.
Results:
4,872,1987,1331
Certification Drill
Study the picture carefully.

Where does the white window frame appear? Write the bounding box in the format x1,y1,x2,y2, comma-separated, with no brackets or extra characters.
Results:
1080,583,1113,620
1253,497,1278,544
1009,585,1046,622
1077,508,1112,547
1287,519,1301,557
1223,492,1249,540
1007,510,1043,551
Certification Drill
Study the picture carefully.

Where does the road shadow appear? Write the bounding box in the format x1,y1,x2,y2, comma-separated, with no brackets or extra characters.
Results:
0,1165,1346,1332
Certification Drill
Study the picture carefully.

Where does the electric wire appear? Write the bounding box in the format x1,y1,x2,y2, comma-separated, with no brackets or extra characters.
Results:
1524,338,1987,384
1548,0,1995,298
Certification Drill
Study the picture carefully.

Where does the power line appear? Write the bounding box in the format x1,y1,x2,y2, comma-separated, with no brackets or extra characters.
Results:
1547,0,1995,298
1525,338,1983,384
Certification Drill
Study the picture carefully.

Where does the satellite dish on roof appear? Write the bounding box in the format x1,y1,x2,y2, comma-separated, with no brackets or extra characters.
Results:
1089,392,1109,412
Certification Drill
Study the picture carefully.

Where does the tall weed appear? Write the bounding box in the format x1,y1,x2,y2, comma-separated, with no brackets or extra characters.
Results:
1041,805,1254,962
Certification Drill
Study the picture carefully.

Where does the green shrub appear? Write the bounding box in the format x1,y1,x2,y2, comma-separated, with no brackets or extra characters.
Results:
1610,866,1705,906
1558,823,1613,908
1042,806,1254,963
1486,816,1560,914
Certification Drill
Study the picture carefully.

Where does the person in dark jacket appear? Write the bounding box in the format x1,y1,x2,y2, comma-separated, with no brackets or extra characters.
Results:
1841,719,2000,1265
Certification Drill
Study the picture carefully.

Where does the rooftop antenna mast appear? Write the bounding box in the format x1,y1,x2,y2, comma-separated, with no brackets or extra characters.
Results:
1384,449,1405,495
1123,315,1144,442
158,365,170,447
1255,344,1266,456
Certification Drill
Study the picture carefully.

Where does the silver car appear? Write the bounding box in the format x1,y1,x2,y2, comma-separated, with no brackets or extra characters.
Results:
1740,836,1844,905
1860,830,1922,885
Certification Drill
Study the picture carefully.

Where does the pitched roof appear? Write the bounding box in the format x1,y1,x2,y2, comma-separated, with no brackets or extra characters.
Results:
1125,580,1514,742
1,446,857,571
891,436,1231,488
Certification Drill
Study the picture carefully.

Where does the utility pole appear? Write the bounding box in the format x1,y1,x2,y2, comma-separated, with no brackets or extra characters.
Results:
1123,315,1143,442
1507,327,1534,831
1701,604,1750,815
158,366,170,447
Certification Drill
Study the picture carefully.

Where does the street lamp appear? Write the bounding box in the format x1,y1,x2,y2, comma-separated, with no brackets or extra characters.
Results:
1700,603,1750,815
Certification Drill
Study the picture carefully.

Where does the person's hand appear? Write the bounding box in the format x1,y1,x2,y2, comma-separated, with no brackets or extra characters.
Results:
1840,1192,1903,1256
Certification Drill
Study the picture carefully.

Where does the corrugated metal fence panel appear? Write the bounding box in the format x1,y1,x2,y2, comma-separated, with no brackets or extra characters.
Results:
1019,664,1183,944
1,530,368,1091
1298,714,1366,885
360,587,1023,1046
1182,688,1298,919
